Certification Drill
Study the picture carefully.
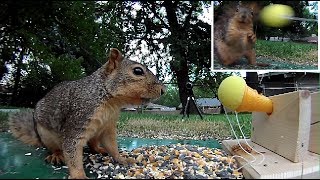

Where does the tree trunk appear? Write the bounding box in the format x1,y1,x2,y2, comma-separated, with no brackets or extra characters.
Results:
175,67,188,114
164,1,201,116
11,48,25,105
220,104,225,114
0,60,7,81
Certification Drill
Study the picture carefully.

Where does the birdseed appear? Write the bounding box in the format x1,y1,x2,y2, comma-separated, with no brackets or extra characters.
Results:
83,143,243,179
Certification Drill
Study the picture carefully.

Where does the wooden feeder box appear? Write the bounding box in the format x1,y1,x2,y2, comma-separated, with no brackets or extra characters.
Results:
222,90,320,179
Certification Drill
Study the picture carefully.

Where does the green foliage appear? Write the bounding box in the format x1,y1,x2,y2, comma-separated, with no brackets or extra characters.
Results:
2,1,211,110
255,39,318,63
153,84,180,107
16,61,53,107
45,55,85,83
302,2,318,35
1,1,125,107
192,71,237,98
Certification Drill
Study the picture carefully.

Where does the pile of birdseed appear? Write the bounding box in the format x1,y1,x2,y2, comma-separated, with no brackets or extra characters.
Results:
83,143,243,179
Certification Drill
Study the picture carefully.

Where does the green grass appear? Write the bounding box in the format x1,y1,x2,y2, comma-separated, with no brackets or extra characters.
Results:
0,112,9,132
255,39,318,65
0,110,253,140
118,112,252,140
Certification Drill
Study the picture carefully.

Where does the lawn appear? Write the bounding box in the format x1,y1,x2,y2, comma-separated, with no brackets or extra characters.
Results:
255,39,318,65
0,110,253,141
118,111,252,141
214,39,318,70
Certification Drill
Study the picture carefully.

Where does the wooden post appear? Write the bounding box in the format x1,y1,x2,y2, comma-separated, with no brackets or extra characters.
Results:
309,91,320,154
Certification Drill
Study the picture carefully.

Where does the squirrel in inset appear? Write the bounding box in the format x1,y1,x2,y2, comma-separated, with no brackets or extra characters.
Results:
214,2,262,66
9,48,166,179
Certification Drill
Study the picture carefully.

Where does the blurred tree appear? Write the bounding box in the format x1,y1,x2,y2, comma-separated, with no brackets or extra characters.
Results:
302,1,318,36
1,1,213,110
117,1,211,114
153,84,180,108
0,1,125,107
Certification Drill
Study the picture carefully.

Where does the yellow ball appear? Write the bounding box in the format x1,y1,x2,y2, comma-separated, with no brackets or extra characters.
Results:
218,76,246,111
260,4,294,27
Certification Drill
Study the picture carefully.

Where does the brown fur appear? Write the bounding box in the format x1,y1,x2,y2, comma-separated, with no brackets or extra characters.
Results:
9,48,165,179
214,2,258,66
9,109,42,147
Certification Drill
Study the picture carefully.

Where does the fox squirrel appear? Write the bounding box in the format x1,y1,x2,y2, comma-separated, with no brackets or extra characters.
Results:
8,48,166,179
214,2,258,66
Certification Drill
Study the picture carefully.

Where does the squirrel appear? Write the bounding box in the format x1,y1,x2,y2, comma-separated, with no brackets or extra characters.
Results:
214,2,265,66
8,48,166,179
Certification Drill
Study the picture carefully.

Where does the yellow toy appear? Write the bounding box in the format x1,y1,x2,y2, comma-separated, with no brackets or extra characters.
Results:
218,76,273,114
260,4,294,28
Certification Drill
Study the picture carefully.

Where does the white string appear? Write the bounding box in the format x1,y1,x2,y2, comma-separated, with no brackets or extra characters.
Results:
224,107,265,171
300,143,304,178
235,112,265,165
224,108,257,170
281,15,318,22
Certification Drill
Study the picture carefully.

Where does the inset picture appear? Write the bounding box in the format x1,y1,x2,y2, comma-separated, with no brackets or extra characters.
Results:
213,1,318,70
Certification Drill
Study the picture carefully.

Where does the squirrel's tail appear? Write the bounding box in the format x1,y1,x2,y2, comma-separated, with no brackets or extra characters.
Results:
8,109,42,146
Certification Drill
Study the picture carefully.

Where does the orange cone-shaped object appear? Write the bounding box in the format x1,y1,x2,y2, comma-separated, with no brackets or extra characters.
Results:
236,85,273,114
218,76,273,114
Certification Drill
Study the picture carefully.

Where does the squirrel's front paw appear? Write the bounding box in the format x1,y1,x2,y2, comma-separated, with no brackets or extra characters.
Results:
247,32,256,43
45,150,65,165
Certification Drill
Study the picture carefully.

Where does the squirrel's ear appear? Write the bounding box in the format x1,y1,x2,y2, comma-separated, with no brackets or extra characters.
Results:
105,48,123,75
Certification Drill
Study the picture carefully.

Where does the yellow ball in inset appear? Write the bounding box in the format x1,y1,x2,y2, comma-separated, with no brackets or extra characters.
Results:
260,4,294,27
218,76,246,111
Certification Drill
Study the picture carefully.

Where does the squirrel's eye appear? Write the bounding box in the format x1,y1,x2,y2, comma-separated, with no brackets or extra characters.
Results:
251,11,254,15
133,67,144,76
236,8,239,12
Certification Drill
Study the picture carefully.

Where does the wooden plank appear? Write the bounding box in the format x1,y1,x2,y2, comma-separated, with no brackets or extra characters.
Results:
308,123,320,154
222,139,320,179
251,91,311,162
311,92,320,124
309,92,320,154
308,92,319,154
